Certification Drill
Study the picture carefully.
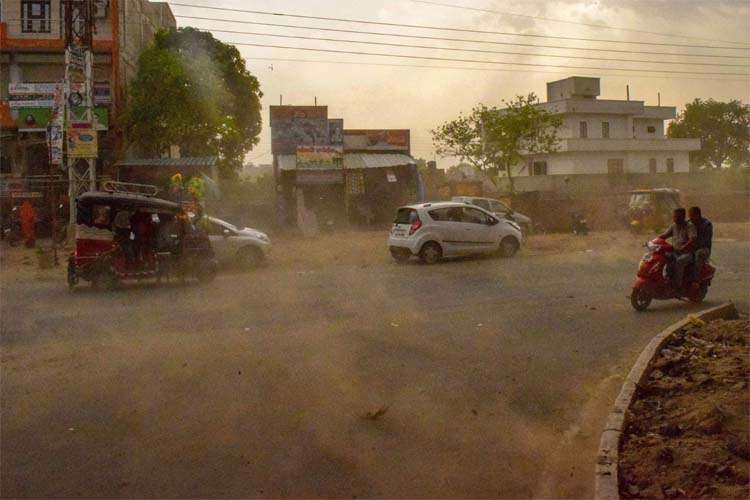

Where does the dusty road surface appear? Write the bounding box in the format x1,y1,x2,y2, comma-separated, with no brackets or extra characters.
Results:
1,229,748,498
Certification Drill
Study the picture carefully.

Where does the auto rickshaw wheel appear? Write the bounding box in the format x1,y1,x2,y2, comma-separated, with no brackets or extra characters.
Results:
92,266,118,291
67,258,78,290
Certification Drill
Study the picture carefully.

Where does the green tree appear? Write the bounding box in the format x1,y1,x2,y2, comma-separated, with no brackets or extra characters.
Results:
123,27,263,179
432,93,561,194
668,99,750,169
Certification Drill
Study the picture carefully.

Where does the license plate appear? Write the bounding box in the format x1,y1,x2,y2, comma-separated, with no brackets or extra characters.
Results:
391,225,409,237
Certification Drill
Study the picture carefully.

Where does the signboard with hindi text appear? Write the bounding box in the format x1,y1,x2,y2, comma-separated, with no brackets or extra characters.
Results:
296,145,343,170
67,128,98,158
343,129,410,152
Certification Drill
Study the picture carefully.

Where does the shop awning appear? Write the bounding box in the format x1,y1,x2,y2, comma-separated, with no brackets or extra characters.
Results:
278,153,415,171
344,153,415,169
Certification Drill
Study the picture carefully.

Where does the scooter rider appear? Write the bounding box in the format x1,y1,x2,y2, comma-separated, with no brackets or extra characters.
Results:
658,208,696,290
688,206,712,287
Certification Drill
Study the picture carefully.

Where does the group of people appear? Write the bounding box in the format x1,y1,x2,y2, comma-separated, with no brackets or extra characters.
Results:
659,206,713,291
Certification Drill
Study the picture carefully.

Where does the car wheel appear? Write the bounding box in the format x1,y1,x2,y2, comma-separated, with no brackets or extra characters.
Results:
390,248,411,264
196,259,218,283
419,242,442,264
237,246,265,269
498,236,519,258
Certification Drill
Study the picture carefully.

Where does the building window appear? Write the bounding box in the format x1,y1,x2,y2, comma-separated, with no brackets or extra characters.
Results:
602,122,610,139
579,121,588,138
607,159,624,175
0,156,12,174
531,161,547,176
666,158,674,173
647,125,656,134
649,158,657,174
21,0,51,33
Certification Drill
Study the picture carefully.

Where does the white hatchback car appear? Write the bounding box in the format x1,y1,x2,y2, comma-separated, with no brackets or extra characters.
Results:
387,202,522,264
200,216,271,268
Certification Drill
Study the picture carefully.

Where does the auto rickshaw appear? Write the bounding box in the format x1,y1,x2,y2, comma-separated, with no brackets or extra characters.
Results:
627,188,682,234
67,188,217,290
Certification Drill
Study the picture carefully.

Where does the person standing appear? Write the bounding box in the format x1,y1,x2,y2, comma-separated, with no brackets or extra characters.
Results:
688,206,713,285
19,200,36,248
658,208,696,290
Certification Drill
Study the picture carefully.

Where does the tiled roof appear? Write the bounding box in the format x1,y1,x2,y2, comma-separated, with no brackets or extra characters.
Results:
277,153,415,171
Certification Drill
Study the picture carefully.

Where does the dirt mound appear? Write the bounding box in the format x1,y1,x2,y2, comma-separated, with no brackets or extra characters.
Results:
619,319,750,499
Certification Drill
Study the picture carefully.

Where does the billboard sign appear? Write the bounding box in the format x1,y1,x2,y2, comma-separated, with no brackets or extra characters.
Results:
343,129,410,152
68,128,98,158
296,145,343,170
9,82,112,107
328,119,344,145
270,106,329,154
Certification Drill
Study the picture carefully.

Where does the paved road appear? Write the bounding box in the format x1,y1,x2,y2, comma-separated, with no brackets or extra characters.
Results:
1,236,748,498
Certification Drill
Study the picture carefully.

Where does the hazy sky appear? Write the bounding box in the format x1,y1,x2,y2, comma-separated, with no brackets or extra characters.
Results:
167,0,750,167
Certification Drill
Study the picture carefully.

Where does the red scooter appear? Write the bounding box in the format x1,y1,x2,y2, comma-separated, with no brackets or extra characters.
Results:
630,238,715,311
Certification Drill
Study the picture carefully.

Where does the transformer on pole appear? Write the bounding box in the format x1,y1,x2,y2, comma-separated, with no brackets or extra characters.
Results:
62,0,97,231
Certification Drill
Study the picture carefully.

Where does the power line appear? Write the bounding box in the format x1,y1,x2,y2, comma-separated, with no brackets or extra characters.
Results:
175,15,750,60
410,0,750,47
199,27,749,68
215,40,750,77
244,56,750,82
167,2,750,50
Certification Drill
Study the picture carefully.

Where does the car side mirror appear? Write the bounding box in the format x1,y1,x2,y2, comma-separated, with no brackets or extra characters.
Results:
488,218,499,226
223,228,231,237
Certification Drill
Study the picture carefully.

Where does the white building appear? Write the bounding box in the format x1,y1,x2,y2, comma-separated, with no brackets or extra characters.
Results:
514,76,700,178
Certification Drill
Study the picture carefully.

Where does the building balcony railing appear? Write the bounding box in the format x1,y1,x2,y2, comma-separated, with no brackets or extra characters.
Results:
0,20,113,49
559,137,701,152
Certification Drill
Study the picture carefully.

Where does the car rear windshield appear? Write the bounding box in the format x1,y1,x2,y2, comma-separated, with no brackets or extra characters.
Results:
394,208,418,224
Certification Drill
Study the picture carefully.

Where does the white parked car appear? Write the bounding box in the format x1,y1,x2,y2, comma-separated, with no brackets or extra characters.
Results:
200,216,271,268
452,196,533,234
387,202,522,264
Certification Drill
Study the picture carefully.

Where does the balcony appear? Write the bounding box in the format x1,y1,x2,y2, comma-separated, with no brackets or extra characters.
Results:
539,99,645,116
559,137,701,152
0,19,112,50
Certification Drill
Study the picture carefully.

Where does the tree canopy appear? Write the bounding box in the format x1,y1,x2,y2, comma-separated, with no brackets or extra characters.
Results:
123,27,263,179
668,98,749,169
432,93,561,193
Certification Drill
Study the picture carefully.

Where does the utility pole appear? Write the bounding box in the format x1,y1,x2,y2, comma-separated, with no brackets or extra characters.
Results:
63,0,97,233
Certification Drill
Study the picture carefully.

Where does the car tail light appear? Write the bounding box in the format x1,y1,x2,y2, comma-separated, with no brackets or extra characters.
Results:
409,218,422,235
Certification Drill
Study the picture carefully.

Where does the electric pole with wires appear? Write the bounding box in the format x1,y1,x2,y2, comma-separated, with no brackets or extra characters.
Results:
62,0,97,234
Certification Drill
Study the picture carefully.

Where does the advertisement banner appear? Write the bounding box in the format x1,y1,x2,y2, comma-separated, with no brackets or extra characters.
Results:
47,125,63,166
67,128,98,158
67,46,86,74
328,119,344,145
9,82,111,106
296,145,343,170
9,83,58,94
343,129,410,152
270,105,329,154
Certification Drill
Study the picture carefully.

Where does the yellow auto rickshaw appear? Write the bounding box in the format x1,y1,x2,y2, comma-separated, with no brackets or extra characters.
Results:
627,188,682,234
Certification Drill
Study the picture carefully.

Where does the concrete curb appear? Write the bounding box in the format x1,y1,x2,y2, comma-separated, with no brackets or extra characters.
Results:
594,302,739,500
